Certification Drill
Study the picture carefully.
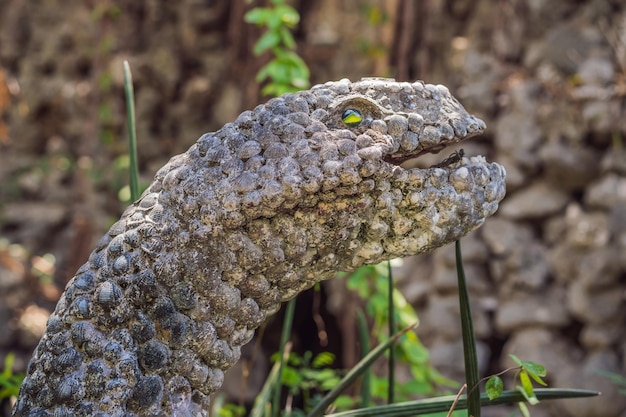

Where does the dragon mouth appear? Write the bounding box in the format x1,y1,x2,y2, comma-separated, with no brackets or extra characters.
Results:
382,130,484,168
380,113,487,168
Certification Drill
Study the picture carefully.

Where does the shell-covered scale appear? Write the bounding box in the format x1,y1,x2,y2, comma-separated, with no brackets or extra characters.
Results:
13,78,505,416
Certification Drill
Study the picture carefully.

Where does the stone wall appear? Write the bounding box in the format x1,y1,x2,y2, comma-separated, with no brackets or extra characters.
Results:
0,1,624,416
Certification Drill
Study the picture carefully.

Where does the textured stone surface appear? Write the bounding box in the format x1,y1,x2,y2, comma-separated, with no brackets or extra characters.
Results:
11,78,505,416
495,288,569,332
499,181,569,219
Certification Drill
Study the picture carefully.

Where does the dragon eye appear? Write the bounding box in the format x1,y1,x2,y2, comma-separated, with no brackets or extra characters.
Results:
341,109,363,127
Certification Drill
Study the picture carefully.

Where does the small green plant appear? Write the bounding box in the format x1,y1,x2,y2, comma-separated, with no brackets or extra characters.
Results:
484,354,548,417
215,402,246,417
0,353,25,400
278,351,353,414
244,0,310,96
345,263,456,400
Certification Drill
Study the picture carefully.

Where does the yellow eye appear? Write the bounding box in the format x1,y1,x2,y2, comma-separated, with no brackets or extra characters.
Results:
342,109,362,127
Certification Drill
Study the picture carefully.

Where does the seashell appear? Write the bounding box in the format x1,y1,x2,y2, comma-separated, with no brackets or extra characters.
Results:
138,192,159,209
139,340,170,371
123,229,140,248
107,235,125,256
73,271,95,291
205,146,229,163
69,296,92,319
140,236,163,257
94,234,112,251
47,330,71,355
56,375,81,402
108,219,126,237
148,204,165,223
96,281,122,307
128,375,163,411
88,250,107,269
45,316,63,334
112,254,130,274
55,348,81,372
236,141,262,160
70,321,92,345
130,311,156,343
233,171,259,193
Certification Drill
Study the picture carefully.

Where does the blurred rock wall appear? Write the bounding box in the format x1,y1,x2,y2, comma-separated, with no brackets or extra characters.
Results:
1,1,625,416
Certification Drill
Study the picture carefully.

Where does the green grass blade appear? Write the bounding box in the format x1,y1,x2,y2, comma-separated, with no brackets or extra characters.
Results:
306,323,418,417
324,388,600,417
356,310,372,408
456,240,481,416
272,298,297,417
123,60,140,202
386,261,395,404
250,350,286,417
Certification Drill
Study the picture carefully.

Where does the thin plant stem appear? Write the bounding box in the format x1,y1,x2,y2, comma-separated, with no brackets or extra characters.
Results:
456,240,480,417
387,261,395,404
272,298,297,417
306,323,418,417
324,388,599,417
250,342,292,417
123,60,140,202
356,310,372,408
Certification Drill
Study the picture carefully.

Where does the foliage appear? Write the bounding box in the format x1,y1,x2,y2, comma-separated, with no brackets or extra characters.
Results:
276,351,352,413
484,354,548,417
345,263,456,400
215,402,246,417
245,0,310,96
0,354,25,400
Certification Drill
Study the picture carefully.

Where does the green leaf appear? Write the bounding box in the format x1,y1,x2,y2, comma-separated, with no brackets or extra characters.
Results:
312,352,335,368
287,352,303,366
519,371,535,397
255,63,272,83
277,5,300,27
281,366,303,388
333,395,356,410
508,354,524,367
253,30,281,55
521,361,546,377
398,378,431,396
516,376,539,406
518,401,531,417
244,8,271,25
320,376,342,391
279,26,296,48
522,361,548,386
400,336,429,362
3,353,15,378
486,376,504,400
